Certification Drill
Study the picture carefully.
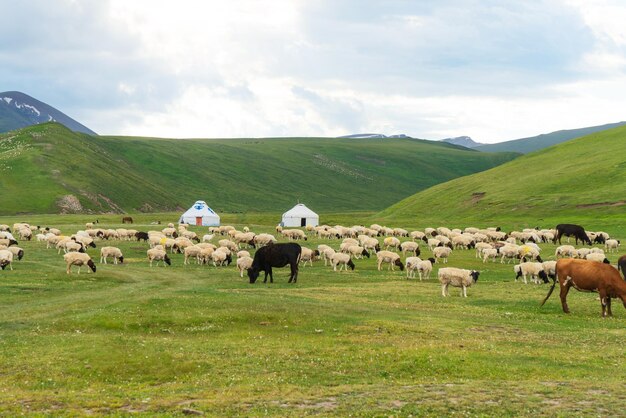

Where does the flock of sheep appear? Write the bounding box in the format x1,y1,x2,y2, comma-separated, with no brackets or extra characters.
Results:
0,221,621,299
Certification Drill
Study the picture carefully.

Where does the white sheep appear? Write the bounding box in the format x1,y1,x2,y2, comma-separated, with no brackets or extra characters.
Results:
405,256,422,279
427,238,441,251
299,247,319,267
183,246,203,265
0,250,14,270
322,248,336,266
433,246,452,263
361,237,380,253
482,248,498,263
499,245,520,264
64,252,96,274
347,245,370,259
605,239,620,253
100,247,124,264
237,250,251,259
542,261,557,279
475,242,492,259
254,233,277,247
438,267,480,297
518,245,542,262
400,241,420,257
376,250,404,271
202,234,215,243
236,256,254,277
147,248,171,267
416,258,435,280
555,245,576,258
330,252,355,272
514,262,548,284
211,248,231,267
586,253,610,264
383,236,401,251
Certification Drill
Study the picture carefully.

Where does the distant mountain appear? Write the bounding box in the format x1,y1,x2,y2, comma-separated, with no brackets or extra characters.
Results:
475,122,626,154
0,91,96,135
440,136,483,148
339,133,413,139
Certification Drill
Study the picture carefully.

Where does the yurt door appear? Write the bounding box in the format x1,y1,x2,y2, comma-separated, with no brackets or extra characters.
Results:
300,218,306,227
196,217,203,226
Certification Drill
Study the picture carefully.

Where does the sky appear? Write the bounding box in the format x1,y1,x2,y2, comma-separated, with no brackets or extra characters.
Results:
2,0,626,143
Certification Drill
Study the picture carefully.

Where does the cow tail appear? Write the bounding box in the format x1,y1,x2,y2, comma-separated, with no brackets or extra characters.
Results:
540,275,557,307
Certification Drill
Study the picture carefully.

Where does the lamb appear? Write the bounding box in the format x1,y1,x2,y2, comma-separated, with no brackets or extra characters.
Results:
6,246,24,261
585,253,610,264
184,246,203,265
347,245,370,259
147,248,171,267
482,248,499,263
438,267,480,297
555,245,576,258
405,256,422,279
299,247,320,267
0,250,14,270
236,256,254,277
330,252,355,271
499,245,520,264
237,250,251,259
63,252,97,274
514,262,549,284
383,236,401,251
542,260,557,279
475,242,493,259
432,246,452,263
416,257,436,280
376,250,404,271
211,248,232,267
400,241,420,257
605,239,620,253
99,247,124,264
202,234,215,243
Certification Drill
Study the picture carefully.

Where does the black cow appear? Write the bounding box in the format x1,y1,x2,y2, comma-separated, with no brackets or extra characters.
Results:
554,223,592,245
248,243,302,284
135,231,149,242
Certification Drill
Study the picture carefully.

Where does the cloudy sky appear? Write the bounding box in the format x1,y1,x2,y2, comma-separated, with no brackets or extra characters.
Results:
2,0,626,142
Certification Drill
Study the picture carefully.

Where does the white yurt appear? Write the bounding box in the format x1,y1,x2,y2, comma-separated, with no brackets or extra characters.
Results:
281,203,319,227
179,201,220,226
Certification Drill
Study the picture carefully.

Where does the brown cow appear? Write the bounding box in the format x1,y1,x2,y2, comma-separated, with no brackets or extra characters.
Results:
618,255,626,280
541,258,626,317
122,216,133,224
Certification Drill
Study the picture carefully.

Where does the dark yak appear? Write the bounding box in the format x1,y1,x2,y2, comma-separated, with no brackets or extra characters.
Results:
248,243,302,284
554,223,592,245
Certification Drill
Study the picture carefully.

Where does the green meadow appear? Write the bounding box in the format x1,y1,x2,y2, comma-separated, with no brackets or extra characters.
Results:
1,213,625,416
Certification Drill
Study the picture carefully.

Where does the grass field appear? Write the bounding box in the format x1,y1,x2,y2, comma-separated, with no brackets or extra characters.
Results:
1,213,626,416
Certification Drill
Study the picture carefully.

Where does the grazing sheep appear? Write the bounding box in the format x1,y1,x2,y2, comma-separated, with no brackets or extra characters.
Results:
605,239,620,253
555,245,576,258
416,258,436,280
400,241,420,257
236,256,254,277
433,246,452,264
147,248,171,267
499,245,520,264
64,252,97,274
427,238,441,251
405,256,422,279
482,248,499,263
361,237,380,254
321,248,336,266
376,250,404,271
299,247,320,267
475,242,493,259
452,235,476,250
99,247,124,264
585,253,610,264
0,250,14,270
438,267,480,297
253,233,277,247
183,246,203,265
410,230,426,242
542,260,557,279
237,250,251,259
218,239,239,253
234,232,256,248
162,227,178,238
383,236,401,251
0,238,18,247
202,234,215,243
347,245,370,259
518,245,542,262
6,246,24,261
514,262,549,284
211,248,232,267
330,252,355,272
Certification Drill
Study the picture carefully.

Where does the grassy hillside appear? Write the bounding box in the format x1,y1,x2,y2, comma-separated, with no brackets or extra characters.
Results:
0,123,517,215
475,121,626,154
377,124,626,227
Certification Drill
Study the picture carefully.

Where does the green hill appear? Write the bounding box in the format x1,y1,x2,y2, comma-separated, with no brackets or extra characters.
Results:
475,121,626,154
0,123,518,215
377,124,626,226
